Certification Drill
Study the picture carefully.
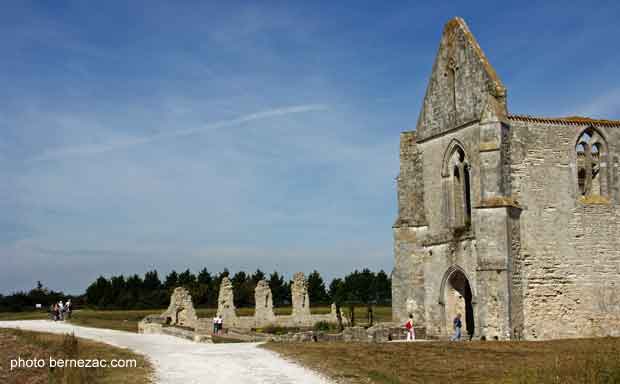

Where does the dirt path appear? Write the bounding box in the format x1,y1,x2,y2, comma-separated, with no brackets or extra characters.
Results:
0,320,332,384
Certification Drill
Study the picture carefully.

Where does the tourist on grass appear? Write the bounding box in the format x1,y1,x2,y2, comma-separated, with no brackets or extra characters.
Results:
451,313,462,341
405,314,415,341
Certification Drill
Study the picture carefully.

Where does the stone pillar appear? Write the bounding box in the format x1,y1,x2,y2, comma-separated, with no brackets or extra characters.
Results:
291,272,311,319
478,95,508,200
217,277,237,323
254,280,275,326
160,287,198,327
474,94,517,340
473,206,512,340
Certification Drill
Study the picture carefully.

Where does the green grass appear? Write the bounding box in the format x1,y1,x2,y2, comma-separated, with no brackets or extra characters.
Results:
0,310,162,333
69,310,161,332
339,305,392,326
0,310,49,320
0,305,393,333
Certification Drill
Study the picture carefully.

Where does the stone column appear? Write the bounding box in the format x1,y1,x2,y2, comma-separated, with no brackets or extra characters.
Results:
254,280,275,326
217,277,237,324
291,272,311,319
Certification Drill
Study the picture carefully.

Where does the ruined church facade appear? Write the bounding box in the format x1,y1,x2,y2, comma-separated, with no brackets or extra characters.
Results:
392,17,620,340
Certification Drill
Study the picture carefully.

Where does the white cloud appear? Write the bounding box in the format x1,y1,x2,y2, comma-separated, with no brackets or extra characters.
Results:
576,88,620,118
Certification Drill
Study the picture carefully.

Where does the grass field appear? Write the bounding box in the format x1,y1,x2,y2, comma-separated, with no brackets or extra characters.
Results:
264,338,620,384
0,328,153,384
0,305,393,333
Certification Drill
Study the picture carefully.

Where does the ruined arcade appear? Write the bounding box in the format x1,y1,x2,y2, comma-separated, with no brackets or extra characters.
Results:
392,17,620,340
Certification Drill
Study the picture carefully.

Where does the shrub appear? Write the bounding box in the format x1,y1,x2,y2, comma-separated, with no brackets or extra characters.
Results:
313,321,338,332
261,324,303,335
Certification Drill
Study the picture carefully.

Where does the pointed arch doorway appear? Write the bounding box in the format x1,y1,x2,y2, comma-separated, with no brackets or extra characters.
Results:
440,266,475,339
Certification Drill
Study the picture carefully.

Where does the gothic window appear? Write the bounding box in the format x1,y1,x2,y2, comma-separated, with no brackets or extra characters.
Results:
576,128,608,198
444,144,472,229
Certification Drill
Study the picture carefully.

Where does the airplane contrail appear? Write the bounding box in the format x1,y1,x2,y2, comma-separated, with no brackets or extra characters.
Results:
31,104,329,161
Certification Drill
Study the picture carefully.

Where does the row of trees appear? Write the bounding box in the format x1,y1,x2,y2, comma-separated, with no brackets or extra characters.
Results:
1,269,391,312
84,268,390,309
0,281,78,312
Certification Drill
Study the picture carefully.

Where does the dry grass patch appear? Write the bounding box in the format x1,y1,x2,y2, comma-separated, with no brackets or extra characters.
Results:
0,328,153,384
263,338,620,384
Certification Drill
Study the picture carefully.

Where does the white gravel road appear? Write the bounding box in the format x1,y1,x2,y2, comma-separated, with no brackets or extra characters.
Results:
0,320,333,384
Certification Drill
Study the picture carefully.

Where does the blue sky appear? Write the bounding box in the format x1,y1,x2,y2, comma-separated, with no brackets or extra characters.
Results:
2,1,619,294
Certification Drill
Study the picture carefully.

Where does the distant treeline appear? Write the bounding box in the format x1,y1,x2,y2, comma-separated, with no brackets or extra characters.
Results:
0,269,391,312
0,281,82,312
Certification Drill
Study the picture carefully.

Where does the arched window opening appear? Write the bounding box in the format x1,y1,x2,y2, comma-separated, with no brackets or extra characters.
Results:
464,165,472,225
453,165,463,226
445,145,471,229
576,128,607,199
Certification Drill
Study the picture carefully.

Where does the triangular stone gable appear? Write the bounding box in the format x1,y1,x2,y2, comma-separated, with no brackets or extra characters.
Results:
415,17,507,141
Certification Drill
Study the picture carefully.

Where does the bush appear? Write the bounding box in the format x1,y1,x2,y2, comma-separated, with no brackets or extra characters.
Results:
313,321,338,332
260,324,303,335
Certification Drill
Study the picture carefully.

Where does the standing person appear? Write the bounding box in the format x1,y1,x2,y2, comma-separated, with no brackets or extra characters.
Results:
405,314,415,341
58,301,65,321
212,315,218,334
451,313,462,341
65,299,72,319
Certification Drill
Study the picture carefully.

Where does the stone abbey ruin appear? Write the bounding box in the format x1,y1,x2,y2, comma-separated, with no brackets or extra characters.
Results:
392,17,620,340
140,272,340,339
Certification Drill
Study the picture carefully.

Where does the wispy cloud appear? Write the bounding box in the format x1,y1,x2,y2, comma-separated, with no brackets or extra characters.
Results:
30,104,329,161
576,88,620,118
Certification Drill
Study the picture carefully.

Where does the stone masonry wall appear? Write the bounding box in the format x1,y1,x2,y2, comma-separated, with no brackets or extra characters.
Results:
393,16,620,341
509,119,620,339
415,17,506,142
393,16,513,340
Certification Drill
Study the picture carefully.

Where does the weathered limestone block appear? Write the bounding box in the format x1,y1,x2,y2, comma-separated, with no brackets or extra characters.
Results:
138,315,164,334
160,287,198,327
217,277,237,322
291,272,311,319
254,279,275,324
343,326,369,342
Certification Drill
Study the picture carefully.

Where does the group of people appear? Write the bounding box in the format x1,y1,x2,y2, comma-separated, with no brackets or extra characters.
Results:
403,313,463,341
50,299,72,321
211,315,224,335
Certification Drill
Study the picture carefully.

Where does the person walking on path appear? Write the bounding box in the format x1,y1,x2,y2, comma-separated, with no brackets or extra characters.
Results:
405,314,415,341
451,313,462,341
58,301,65,321
65,299,72,319
212,315,218,334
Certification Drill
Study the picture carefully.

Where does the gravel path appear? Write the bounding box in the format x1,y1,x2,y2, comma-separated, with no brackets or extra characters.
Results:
0,320,332,384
